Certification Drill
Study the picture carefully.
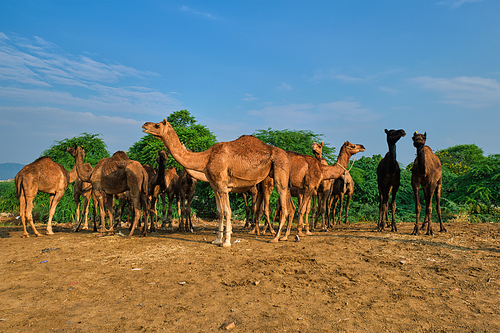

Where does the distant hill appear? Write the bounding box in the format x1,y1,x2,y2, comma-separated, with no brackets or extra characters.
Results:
0,163,24,181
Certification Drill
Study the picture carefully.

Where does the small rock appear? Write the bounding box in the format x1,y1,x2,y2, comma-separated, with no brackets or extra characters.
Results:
254,280,260,286
222,321,235,330
399,260,407,265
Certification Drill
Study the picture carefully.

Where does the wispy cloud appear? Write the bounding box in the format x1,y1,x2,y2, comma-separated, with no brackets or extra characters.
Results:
309,69,366,83
0,33,182,115
412,76,500,107
248,101,381,128
437,0,483,10
277,82,293,91
243,93,257,102
179,6,219,20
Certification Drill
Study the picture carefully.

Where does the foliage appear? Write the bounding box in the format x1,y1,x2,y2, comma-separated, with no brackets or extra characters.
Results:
41,132,110,168
436,144,485,176
253,128,336,164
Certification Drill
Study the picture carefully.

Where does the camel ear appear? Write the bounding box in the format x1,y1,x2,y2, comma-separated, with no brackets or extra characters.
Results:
384,129,388,134
320,142,324,147
424,132,427,139
162,118,167,125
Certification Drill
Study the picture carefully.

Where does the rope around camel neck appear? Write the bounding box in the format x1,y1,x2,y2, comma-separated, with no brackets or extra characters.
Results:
337,153,357,174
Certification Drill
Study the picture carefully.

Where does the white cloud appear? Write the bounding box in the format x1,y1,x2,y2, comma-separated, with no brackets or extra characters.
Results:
277,82,293,91
437,0,483,9
0,33,182,115
248,101,381,128
179,6,218,20
412,76,500,107
243,93,257,102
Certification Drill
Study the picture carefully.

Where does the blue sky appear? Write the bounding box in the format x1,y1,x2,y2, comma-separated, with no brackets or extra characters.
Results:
1,0,499,166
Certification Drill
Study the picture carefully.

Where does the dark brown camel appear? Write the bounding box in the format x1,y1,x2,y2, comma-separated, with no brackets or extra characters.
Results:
376,129,406,231
177,169,197,232
67,147,149,237
142,119,291,247
410,132,447,235
15,157,78,237
310,142,334,230
159,167,181,229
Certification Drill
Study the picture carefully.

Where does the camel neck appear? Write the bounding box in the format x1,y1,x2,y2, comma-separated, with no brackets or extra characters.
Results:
321,146,352,180
388,143,398,172
416,146,426,174
74,152,92,182
159,124,210,178
68,165,78,183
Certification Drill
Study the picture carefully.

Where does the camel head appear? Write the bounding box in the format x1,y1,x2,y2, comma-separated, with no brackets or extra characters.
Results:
311,141,324,158
342,141,365,156
157,150,168,163
142,119,170,139
67,146,85,161
412,132,427,149
384,129,406,145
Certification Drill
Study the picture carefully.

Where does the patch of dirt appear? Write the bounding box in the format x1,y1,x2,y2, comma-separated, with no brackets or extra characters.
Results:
1,220,499,332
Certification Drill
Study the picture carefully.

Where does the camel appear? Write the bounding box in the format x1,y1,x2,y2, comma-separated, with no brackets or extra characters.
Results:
177,169,197,232
67,147,149,237
310,142,334,230
142,119,291,247
73,177,93,231
288,141,365,234
376,129,406,232
410,132,447,235
159,167,181,229
144,150,168,231
15,157,78,237
241,187,258,230
330,171,354,225
311,141,356,228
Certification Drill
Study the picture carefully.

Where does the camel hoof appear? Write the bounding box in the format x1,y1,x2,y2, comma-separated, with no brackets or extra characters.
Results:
305,231,313,236
46,231,55,236
279,236,288,241
22,234,30,238
248,230,256,235
269,239,279,243
222,242,231,248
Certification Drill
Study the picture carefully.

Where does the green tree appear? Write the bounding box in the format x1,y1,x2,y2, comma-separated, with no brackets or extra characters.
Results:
41,132,110,168
252,128,336,163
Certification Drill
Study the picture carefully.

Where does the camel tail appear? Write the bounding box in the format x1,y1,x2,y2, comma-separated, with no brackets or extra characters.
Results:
14,175,23,199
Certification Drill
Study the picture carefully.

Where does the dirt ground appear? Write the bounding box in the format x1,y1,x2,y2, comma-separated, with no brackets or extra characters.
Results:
1,219,499,332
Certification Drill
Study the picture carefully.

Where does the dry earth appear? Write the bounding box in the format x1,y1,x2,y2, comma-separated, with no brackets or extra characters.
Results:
1,219,499,332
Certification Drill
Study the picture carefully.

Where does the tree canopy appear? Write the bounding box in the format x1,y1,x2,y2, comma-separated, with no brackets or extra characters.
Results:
252,128,336,164
41,132,110,169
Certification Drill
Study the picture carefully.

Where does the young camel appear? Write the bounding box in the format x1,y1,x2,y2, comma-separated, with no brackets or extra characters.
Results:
15,157,78,237
142,119,291,247
67,147,149,237
411,132,447,235
73,176,93,231
177,169,197,232
376,129,406,232
288,141,365,234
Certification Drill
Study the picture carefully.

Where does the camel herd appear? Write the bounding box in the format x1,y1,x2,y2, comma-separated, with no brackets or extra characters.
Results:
14,118,447,246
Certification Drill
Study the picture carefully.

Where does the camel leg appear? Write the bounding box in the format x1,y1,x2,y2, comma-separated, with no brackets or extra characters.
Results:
222,193,232,247
212,192,224,245
424,185,436,236
435,182,446,232
270,187,291,243
337,193,344,225
390,185,398,232
82,195,90,230
411,183,421,235
46,191,64,235
19,190,40,238
242,193,251,230
344,192,352,225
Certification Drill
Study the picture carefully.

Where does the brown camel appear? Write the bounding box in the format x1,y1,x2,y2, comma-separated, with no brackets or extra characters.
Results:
376,129,406,232
73,176,93,231
67,147,149,237
250,177,278,236
241,187,258,230
15,157,78,237
177,169,197,232
330,171,354,225
142,119,291,247
310,142,334,230
411,132,447,235
159,167,181,229
288,141,365,234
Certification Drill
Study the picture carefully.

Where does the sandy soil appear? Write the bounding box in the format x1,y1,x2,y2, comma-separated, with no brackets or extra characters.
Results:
1,219,499,332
